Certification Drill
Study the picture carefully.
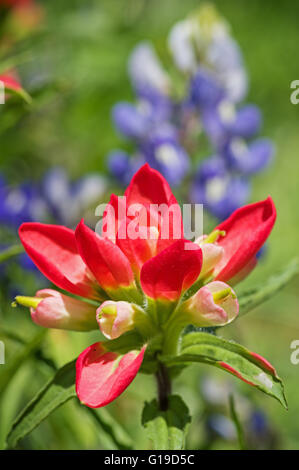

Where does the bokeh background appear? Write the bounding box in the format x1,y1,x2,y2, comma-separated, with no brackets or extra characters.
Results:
0,0,299,450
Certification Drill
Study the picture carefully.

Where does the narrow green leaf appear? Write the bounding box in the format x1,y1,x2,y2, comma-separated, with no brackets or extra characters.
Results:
0,245,24,264
0,326,28,344
0,51,33,75
161,332,287,409
5,359,133,450
5,86,32,105
0,327,57,371
5,360,76,449
0,330,47,398
229,394,246,450
237,258,299,316
105,330,144,354
88,408,133,450
142,395,191,450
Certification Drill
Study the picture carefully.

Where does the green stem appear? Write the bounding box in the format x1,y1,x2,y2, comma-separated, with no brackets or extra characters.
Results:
229,394,247,450
162,321,185,356
0,244,24,263
156,363,171,411
162,308,190,356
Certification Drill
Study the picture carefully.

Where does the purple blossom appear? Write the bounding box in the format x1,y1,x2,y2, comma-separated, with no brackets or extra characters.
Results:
108,6,274,221
191,158,251,220
223,138,274,174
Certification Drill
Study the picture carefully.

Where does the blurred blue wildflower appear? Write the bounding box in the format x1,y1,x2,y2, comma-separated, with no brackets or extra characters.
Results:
190,156,251,220
0,179,47,228
222,137,274,175
41,167,107,226
0,167,107,230
168,4,248,102
200,376,277,449
108,40,190,187
0,167,107,286
206,414,237,441
188,65,274,219
108,4,274,221
249,410,269,437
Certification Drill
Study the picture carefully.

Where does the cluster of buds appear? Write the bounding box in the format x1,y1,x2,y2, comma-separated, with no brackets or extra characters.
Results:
15,164,276,408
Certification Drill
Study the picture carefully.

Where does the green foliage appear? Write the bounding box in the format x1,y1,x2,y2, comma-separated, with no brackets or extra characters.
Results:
88,408,133,450
5,359,135,450
0,330,47,399
229,394,246,450
142,395,191,450
5,360,76,449
237,258,299,316
162,332,287,408
0,245,24,264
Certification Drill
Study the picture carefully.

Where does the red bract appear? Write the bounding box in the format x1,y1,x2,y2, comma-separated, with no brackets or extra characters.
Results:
18,164,277,408
214,197,276,282
19,223,99,300
0,71,32,103
140,239,202,302
0,73,22,92
76,344,146,408
75,220,135,295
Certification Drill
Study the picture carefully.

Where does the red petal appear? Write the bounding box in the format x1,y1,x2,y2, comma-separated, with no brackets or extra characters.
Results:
214,197,276,282
75,220,134,291
125,164,184,254
125,163,175,206
140,239,203,301
102,166,184,264
102,194,127,242
228,256,257,285
76,342,145,408
116,219,154,275
156,198,184,253
0,74,22,92
19,223,96,298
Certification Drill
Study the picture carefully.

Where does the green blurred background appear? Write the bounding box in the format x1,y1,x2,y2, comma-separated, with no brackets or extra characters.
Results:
0,0,299,450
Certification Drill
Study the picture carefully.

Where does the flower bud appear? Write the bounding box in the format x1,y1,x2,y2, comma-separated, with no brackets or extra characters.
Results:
182,281,239,327
97,301,136,339
15,289,98,331
195,234,224,279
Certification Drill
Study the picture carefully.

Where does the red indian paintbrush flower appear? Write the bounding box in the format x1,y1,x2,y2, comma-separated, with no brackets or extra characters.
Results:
0,74,22,93
16,164,276,408
0,72,32,103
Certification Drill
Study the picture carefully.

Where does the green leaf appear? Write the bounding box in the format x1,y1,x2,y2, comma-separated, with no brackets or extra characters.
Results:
5,360,76,449
5,86,32,105
105,330,145,354
5,359,134,450
161,332,287,409
229,394,246,450
142,395,191,450
0,51,33,75
88,408,133,450
237,258,299,316
0,326,57,371
0,330,47,398
0,244,24,264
